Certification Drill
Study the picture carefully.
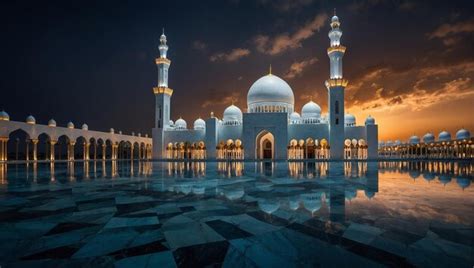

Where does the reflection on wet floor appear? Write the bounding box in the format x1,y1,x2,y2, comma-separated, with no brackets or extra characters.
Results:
0,160,472,267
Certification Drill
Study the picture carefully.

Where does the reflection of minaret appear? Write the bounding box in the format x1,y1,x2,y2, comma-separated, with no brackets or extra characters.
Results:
327,162,346,223
326,10,348,160
152,29,173,159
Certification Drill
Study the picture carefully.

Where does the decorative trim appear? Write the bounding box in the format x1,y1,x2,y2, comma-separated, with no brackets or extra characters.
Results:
327,45,346,54
155,58,171,65
325,79,349,88
153,87,173,96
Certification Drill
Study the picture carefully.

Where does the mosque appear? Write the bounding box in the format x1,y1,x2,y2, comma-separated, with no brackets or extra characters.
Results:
152,14,379,160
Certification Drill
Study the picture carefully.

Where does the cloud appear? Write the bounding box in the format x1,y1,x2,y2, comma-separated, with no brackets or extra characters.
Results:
346,61,474,113
192,40,207,51
201,91,241,109
209,48,250,62
428,19,474,40
284,57,318,79
253,13,327,55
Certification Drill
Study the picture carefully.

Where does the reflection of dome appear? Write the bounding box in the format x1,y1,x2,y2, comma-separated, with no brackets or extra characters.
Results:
438,175,452,185
258,199,280,214
301,101,321,120
456,128,470,140
364,190,375,199
301,193,322,213
345,189,357,201
288,196,300,210
192,186,205,195
247,74,294,113
223,105,242,125
0,110,10,121
193,118,206,130
67,121,74,129
438,131,451,141
365,115,375,125
423,133,435,143
409,135,420,145
289,112,301,124
344,114,356,126
456,177,471,189
82,124,88,130
423,173,435,182
175,118,187,130
224,188,244,200
26,115,36,124
48,119,56,127
409,170,420,179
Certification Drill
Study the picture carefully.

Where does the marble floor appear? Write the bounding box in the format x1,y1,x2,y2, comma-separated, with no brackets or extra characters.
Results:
0,161,472,267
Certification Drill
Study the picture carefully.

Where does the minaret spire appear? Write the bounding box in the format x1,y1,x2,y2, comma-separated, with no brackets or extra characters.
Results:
269,64,272,75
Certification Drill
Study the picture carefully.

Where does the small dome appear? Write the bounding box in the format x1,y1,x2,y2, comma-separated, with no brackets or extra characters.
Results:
395,140,402,146
169,120,174,126
344,114,356,126
0,110,10,121
423,133,435,143
438,131,451,141
365,115,375,125
223,104,243,124
175,118,187,130
48,119,56,127
301,101,321,119
67,121,74,129
456,128,470,140
409,135,420,145
138,133,141,137
290,112,301,123
119,131,122,134
331,15,339,22
26,115,36,124
110,128,115,134
247,74,294,112
82,124,88,130
193,118,206,130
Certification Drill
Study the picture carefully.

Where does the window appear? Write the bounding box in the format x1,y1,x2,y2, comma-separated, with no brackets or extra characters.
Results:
335,118,339,125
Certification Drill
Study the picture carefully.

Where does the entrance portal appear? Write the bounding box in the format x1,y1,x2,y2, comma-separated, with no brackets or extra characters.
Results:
256,130,274,159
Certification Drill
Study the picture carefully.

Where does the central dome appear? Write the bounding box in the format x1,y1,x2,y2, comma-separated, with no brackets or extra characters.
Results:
247,74,294,113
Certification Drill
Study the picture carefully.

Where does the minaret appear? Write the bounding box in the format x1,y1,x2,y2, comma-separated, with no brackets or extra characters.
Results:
326,10,348,160
152,29,173,159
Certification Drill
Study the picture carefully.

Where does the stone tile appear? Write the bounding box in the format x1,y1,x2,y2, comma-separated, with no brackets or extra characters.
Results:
114,251,176,268
343,222,384,245
72,229,139,258
103,216,159,229
173,240,229,267
206,220,252,240
163,222,225,249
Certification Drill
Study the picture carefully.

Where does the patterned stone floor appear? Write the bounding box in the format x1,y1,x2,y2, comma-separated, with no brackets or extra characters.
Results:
0,161,472,267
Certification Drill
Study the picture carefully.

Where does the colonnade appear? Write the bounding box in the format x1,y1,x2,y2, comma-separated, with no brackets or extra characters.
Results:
216,139,244,160
287,139,330,160
166,142,207,159
379,139,473,159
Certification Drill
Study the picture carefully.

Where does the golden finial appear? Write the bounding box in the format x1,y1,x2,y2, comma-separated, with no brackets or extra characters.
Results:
269,64,272,76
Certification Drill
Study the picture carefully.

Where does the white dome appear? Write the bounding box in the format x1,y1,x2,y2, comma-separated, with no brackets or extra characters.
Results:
301,101,321,119
193,118,206,130
365,115,375,125
456,128,470,140
423,133,435,143
110,128,114,134
82,124,88,130
223,104,242,124
169,120,174,126
0,110,9,121
438,131,451,141
175,118,187,130
48,119,56,127
290,112,301,123
26,115,36,124
344,114,356,126
409,135,420,145
247,74,294,112
67,121,74,129
331,15,339,22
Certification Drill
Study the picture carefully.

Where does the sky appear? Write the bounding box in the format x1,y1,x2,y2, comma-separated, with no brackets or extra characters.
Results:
1,0,473,141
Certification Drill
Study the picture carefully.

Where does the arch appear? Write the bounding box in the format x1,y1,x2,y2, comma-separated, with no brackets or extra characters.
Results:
256,130,274,159
7,128,31,161
57,135,70,160
37,133,52,160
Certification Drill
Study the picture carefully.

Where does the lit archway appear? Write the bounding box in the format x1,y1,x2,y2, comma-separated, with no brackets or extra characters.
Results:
256,130,274,159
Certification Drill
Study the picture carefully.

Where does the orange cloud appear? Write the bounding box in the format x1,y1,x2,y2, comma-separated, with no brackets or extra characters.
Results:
210,48,250,62
284,57,318,79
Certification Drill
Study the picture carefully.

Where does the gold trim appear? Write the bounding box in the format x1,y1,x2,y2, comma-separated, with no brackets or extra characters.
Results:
327,45,346,54
325,78,349,88
155,58,171,65
153,87,173,96
330,21,340,28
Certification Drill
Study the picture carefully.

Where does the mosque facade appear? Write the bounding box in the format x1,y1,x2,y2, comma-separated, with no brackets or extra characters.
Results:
152,14,379,160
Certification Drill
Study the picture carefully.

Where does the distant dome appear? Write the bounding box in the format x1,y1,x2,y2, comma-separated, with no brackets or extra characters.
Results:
456,177,471,189
290,112,301,124
48,119,56,127
223,104,242,125
395,140,402,146
344,114,356,127
67,121,74,129
423,133,435,143
301,101,321,122
0,110,10,121
110,128,114,134
26,115,36,124
193,118,206,130
247,74,294,113
175,118,187,130
456,128,470,140
365,115,375,125
409,135,420,145
82,124,88,130
438,131,451,141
